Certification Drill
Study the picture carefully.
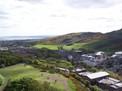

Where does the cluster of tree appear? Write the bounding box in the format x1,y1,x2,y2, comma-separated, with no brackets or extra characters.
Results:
78,48,95,54
0,48,69,68
29,48,66,59
0,52,30,68
79,63,99,72
30,58,74,73
4,78,60,91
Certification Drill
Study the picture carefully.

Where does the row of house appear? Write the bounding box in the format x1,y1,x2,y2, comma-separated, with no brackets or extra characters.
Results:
74,68,122,91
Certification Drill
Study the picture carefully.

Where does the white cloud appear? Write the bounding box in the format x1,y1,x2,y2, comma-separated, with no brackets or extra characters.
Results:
0,0,122,36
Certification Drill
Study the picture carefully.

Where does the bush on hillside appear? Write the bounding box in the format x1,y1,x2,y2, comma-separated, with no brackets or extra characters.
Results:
4,78,61,91
0,74,4,86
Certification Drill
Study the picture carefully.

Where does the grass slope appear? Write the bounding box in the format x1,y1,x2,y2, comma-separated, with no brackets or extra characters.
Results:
0,64,74,91
40,32,102,45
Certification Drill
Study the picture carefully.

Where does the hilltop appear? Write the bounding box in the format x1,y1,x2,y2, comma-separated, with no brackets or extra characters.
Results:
40,32,104,45
38,28,122,52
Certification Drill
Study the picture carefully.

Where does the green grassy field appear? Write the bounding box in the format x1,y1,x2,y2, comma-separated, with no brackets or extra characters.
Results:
0,64,75,91
33,44,58,50
33,43,87,50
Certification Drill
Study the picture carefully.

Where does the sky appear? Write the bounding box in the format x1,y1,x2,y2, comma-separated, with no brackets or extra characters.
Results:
0,0,122,36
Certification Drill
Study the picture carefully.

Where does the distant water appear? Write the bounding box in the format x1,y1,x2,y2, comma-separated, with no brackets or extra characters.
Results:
0,36,51,41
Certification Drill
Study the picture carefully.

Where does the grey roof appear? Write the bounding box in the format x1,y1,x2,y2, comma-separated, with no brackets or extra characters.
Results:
87,72,109,80
98,77,122,89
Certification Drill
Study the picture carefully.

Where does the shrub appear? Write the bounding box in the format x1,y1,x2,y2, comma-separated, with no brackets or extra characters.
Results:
49,70,55,74
40,69,47,72
4,78,61,91
0,74,4,86
89,85,102,91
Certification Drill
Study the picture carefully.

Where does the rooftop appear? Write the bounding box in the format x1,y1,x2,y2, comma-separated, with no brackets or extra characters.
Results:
95,51,104,56
98,77,122,89
75,68,85,72
115,51,122,55
87,72,109,80
78,72,92,76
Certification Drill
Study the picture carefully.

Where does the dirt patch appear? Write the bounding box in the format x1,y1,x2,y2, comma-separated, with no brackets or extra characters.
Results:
42,74,69,91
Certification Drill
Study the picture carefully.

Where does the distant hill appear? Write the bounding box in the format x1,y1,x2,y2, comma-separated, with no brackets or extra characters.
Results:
40,32,104,44
40,28,122,52
83,29,122,52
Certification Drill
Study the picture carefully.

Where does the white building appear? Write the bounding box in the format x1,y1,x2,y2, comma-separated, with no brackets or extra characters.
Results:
111,51,122,58
86,72,109,81
115,51,122,55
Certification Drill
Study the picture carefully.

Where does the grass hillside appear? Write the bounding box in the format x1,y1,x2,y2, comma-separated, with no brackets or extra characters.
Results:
0,64,74,91
36,29,122,52
82,29,122,52
40,32,104,45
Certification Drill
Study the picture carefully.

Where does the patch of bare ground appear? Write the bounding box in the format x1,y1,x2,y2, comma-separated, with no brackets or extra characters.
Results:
42,74,69,91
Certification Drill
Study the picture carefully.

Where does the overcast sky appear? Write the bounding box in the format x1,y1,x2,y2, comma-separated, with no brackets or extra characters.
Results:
0,0,122,36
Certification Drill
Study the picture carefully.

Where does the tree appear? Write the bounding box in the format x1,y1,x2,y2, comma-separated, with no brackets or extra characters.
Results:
4,78,61,91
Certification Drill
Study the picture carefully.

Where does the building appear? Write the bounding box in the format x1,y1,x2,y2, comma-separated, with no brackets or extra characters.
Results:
59,68,69,73
75,68,86,73
81,52,107,66
78,72,92,79
86,72,109,83
0,47,8,51
98,77,122,91
111,51,122,58
115,51,122,55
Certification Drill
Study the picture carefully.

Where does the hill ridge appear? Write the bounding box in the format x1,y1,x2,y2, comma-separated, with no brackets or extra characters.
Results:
39,28,122,52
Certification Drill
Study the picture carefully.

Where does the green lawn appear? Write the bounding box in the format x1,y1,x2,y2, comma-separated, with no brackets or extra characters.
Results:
33,43,87,50
33,44,58,50
0,64,73,91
